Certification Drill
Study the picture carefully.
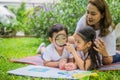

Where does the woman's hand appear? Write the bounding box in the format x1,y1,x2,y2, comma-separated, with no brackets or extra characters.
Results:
94,38,113,64
65,63,77,71
93,38,108,56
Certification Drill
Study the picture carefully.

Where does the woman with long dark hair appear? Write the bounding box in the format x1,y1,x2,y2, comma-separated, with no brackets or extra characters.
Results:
69,0,120,64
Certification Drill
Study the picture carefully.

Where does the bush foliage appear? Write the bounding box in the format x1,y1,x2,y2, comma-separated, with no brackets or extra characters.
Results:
3,0,120,39
26,0,87,38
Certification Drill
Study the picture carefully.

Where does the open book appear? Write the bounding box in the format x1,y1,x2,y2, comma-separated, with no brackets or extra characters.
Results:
8,65,95,80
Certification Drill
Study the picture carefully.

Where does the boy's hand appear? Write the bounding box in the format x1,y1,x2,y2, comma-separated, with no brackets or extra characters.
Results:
65,63,77,71
59,59,67,70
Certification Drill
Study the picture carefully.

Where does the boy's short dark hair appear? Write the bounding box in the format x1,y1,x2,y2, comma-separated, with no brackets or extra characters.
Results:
48,24,68,38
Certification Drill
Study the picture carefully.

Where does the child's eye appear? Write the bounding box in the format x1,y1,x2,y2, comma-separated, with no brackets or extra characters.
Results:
77,41,81,43
91,12,97,15
75,40,80,43
91,13,96,16
62,38,66,40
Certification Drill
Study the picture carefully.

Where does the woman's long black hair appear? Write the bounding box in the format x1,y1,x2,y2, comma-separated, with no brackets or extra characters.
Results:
77,27,102,70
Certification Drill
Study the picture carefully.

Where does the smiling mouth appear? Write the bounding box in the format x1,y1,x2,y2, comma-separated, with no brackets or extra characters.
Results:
88,20,93,22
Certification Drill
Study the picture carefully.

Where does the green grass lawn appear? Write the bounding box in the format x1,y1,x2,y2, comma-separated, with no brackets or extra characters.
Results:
0,38,120,80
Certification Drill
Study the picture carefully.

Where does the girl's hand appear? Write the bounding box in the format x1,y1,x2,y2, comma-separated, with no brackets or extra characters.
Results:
68,36,75,44
65,43,76,53
93,38,108,56
65,63,77,71
59,59,67,70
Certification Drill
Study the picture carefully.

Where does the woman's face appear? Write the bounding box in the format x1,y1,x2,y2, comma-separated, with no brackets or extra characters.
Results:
86,3,103,26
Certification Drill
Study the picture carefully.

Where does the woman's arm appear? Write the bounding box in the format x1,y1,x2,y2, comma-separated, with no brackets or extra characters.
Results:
94,38,113,64
102,56,113,64
68,15,86,44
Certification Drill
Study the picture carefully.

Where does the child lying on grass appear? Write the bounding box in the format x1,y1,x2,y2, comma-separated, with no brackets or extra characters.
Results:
39,23,76,70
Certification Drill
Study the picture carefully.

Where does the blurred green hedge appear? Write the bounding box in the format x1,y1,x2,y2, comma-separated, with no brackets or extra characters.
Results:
4,0,120,40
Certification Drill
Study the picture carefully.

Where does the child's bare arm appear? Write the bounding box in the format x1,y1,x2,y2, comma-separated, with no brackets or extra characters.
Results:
68,58,74,63
43,59,67,70
43,60,59,68
73,53,91,70
84,59,91,70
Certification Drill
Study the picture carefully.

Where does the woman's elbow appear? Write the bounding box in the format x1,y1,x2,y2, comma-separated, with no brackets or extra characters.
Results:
103,56,113,65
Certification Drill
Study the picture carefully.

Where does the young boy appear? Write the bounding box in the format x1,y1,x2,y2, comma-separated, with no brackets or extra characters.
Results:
40,24,74,70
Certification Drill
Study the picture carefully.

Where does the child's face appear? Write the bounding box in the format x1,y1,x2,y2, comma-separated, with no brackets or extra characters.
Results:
74,34,91,51
50,30,67,49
